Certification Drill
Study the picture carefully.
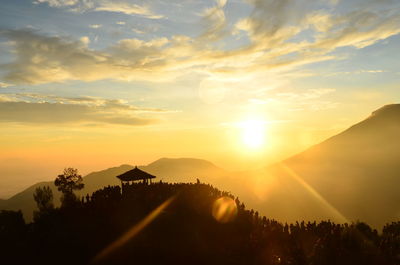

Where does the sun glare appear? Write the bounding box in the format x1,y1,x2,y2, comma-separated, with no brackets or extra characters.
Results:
240,120,267,149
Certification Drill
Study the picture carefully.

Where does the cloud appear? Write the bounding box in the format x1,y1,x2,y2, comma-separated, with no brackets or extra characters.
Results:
233,0,400,67
0,101,154,125
89,24,102,29
34,0,164,19
80,36,90,45
33,0,81,7
95,2,164,19
0,29,197,84
2,0,400,85
0,93,175,126
0,82,13,88
310,10,400,50
16,93,174,113
235,0,312,45
277,88,336,101
326,69,387,76
1,30,107,84
1,29,181,84
0,94,20,102
132,28,145,34
199,0,228,41
266,86,339,111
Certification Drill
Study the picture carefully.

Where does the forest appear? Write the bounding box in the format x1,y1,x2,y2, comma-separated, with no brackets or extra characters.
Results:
1,172,399,265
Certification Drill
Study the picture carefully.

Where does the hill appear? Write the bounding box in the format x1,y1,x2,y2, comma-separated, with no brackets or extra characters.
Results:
0,158,229,221
249,104,400,227
1,182,399,265
144,157,225,181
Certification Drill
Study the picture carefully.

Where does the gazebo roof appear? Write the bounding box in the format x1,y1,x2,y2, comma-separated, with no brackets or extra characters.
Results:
116,166,156,181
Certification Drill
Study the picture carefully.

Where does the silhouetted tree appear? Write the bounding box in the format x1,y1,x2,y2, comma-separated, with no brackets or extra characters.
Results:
54,168,84,207
33,186,54,220
2,181,400,265
0,210,26,265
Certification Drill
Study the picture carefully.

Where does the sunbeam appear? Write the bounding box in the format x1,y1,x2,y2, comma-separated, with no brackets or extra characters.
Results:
279,163,349,224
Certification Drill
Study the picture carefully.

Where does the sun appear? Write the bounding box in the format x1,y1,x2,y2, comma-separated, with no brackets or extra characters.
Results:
240,120,267,149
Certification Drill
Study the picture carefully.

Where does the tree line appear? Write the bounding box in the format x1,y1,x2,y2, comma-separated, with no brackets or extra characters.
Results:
0,168,399,265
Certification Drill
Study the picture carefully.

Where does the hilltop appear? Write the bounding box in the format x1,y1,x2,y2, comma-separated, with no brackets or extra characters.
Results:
0,158,228,221
1,182,399,265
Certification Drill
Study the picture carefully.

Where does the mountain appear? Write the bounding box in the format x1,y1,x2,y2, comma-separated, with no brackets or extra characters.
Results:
248,104,400,227
0,158,228,221
144,157,225,180
1,105,400,227
0,158,60,199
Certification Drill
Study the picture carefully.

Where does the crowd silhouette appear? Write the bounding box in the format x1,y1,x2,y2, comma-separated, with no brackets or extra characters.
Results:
0,181,399,265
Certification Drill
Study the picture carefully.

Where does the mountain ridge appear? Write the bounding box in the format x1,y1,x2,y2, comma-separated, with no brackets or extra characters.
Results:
265,103,400,227
0,158,228,221
1,104,400,227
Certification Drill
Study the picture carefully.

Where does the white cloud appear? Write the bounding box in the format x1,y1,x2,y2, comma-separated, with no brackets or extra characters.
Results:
326,70,387,76
34,0,164,19
89,24,102,29
33,0,80,7
132,28,145,34
95,2,164,19
80,36,90,45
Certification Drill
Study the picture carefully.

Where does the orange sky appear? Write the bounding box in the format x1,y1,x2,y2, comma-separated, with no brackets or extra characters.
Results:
1,0,400,198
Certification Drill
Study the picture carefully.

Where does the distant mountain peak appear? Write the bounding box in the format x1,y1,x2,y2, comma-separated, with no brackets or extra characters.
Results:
148,157,219,168
371,104,400,118
85,164,133,176
335,104,400,136
119,164,134,168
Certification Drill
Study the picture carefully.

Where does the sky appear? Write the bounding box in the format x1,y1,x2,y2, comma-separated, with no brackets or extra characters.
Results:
0,0,400,197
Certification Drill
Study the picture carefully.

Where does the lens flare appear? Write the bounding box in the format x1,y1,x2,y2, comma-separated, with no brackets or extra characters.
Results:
92,196,176,263
212,196,238,223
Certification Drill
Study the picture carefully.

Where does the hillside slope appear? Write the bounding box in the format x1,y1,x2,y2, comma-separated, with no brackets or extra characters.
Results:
0,158,229,221
252,104,400,227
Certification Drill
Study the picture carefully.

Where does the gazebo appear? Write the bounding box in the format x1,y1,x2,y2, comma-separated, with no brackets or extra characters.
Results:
116,166,156,190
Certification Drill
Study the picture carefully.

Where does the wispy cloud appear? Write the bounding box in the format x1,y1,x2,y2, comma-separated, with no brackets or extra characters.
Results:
199,0,228,41
33,0,81,8
95,2,164,19
277,88,336,101
132,27,145,34
326,70,387,76
0,82,13,88
272,87,339,111
0,93,176,126
33,0,164,19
